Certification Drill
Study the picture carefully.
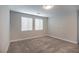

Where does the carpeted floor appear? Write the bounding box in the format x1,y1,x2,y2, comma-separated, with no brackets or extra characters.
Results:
7,36,79,53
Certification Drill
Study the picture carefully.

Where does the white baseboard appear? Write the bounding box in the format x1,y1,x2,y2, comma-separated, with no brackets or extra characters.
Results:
10,34,77,44
48,35,77,44
11,34,47,42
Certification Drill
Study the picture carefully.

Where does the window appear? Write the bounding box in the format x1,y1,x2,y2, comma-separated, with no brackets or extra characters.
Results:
35,18,43,30
21,17,33,31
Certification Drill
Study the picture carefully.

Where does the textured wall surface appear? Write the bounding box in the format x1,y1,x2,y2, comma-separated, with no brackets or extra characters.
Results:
0,6,10,52
48,7,77,44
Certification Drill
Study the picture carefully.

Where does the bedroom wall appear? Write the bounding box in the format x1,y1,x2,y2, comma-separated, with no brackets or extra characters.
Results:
0,6,10,52
77,11,79,44
10,11,48,42
48,6,77,44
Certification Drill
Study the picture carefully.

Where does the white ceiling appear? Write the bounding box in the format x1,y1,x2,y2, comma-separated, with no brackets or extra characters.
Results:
9,5,78,17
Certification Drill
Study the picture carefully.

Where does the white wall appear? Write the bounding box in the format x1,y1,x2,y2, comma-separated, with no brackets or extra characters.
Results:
10,11,48,42
48,7,77,44
0,6,10,52
77,11,79,44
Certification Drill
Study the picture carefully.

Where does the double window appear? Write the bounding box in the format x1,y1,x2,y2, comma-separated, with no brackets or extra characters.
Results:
21,17,43,31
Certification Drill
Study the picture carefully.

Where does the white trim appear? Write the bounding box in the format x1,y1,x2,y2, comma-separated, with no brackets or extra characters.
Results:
11,34,47,42
48,34,77,44
10,34,77,44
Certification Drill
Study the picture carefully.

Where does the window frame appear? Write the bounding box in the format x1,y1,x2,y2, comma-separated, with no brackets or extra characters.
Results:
21,16,33,32
34,18,44,31
21,16,44,32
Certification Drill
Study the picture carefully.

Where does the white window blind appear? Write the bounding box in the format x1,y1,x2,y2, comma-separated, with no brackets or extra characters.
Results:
21,17,33,31
35,18,43,30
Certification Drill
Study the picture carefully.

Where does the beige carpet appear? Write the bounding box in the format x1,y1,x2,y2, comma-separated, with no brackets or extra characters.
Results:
7,36,79,53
